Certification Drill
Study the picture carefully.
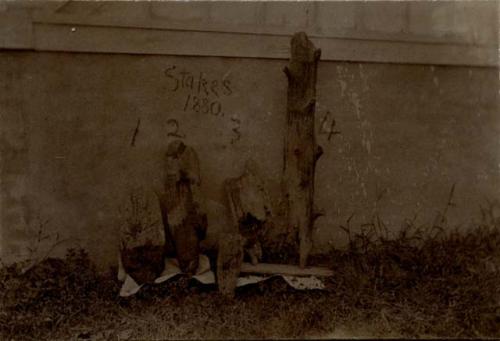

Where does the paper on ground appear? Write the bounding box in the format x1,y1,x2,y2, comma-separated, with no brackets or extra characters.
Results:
154,255,216,285
118,254,214,297
235,274,325,290
120,275,143,297
118,254,325,297
282,275,325,289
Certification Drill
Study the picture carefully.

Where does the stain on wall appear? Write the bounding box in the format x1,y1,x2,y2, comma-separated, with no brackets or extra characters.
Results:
1,51,498,267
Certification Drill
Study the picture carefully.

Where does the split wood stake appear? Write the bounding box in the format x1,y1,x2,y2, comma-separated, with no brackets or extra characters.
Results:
282,32,323,268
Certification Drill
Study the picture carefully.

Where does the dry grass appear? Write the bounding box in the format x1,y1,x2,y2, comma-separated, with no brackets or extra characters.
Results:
1,204,499,340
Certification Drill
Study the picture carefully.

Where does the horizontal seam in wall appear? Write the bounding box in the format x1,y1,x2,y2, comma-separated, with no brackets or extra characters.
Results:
2,22,497,68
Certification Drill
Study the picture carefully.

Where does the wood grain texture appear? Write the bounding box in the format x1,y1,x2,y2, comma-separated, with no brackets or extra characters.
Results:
282,32,322,268
216,233,245,298
224,159,272,265
240,262,333,277
158,140,207,275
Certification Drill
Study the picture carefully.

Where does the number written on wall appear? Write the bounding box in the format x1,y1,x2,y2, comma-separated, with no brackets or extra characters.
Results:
163,64,243,145
164,65,233,117
164,116,242,145
319,111,340,142
230,117,241,144
166,118,186,138
183,94,223,116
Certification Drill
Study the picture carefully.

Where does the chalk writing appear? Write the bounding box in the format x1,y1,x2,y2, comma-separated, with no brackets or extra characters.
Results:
319,111,340,142
166,118,185,138
163,65,242,144
230,117,241,144
183,94,223,117
164,66,232,97
130,118,141,147
164,65,233,117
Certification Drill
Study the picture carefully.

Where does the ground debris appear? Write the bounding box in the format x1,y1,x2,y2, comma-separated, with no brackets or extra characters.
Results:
1,221,499,339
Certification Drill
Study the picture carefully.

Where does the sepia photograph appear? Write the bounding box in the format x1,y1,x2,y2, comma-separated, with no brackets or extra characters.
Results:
0,0,499,339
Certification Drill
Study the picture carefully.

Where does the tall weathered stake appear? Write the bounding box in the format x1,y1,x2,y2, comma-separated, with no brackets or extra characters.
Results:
282,32,322,268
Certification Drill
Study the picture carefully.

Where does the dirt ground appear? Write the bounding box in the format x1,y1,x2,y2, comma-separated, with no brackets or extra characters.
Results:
1,218,499,340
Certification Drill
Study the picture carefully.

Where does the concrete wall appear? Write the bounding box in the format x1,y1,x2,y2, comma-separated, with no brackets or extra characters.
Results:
2,51,498,267
1,1,499,268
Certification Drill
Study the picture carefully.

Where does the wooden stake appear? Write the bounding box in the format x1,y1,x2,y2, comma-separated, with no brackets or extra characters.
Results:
282,32,322,268
217,233,245,298
240,262,333,277
224,159,272,265
158,140,207,275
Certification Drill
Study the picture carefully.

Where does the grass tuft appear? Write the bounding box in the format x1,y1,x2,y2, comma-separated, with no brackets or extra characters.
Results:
1,205,499,339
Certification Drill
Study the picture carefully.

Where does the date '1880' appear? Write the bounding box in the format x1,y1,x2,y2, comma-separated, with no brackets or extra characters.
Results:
164,65,233,117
